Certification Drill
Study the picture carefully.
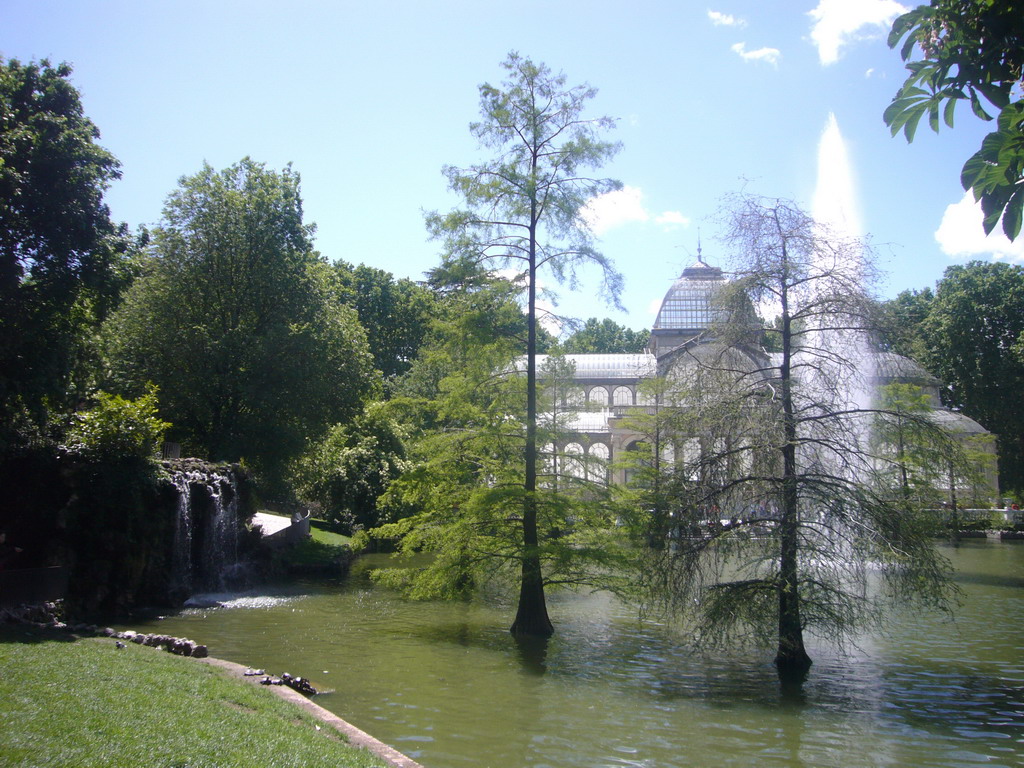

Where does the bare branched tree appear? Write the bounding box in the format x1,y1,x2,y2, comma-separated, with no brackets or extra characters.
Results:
622,195,961,683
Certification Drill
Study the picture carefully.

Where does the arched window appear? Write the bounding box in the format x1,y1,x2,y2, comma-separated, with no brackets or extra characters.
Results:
588,443,610,484
563,442,585,479
564,387,585,407
612,386,633,406
624,439,648,485
587,386,610,406
540,442,556,480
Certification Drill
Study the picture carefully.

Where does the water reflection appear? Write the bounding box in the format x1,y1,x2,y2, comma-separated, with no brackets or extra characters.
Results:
513,635,550,676
126,541,1024,768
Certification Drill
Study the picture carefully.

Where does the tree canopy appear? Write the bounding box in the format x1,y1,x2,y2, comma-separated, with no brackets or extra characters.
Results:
334,260,436,385
104,158,378,488
919,261,1024,493
559,317,648,354
876,260,1024,495
885,1,1024,239
370,276,622,606
0,58,130,431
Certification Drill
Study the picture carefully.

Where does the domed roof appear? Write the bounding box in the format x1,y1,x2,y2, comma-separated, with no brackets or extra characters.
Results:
652,258,727,332
872,352,941,386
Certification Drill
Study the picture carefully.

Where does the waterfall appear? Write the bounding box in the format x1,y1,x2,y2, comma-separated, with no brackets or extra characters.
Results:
167,464,247,600
170,472,193,598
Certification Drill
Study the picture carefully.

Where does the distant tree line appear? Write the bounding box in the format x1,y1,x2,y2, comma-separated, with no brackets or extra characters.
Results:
876,260,1024,496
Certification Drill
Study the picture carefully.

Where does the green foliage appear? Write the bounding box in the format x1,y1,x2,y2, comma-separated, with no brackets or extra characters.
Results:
292,403,410,531
103,158,378,490
367,279,624,605
334,260,436,384
0,57,132,429
65,386,169,461
919,261,1024,493
559,317,648,354
873,383,976,510
885,1,1024,239
875,287,934,360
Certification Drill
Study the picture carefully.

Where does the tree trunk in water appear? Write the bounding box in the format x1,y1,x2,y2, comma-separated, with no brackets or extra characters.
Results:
510,236,553,639
775,505,811,679
510,495,554,637
775,241,811,681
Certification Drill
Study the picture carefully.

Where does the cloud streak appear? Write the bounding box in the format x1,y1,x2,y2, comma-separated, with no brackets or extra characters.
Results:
708,10,746,27
731,42,782,67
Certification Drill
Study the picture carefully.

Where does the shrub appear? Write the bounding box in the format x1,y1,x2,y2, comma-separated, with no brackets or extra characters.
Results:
65,387,169,460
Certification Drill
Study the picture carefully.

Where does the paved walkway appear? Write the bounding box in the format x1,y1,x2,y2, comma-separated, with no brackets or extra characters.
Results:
252,512,292,536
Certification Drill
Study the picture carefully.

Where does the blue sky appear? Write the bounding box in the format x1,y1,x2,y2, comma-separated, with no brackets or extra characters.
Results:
5,0,1020,333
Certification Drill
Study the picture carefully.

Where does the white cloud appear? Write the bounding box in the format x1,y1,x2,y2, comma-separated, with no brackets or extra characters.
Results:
808,0,907,65
731,42,782,67
581,186,649,235
708,10,746,27
655,211,691,229
935,192,1024,262
581,186,691,235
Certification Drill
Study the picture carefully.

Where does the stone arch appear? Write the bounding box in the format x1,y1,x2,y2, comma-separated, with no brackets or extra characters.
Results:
564,387,585,407
623,439,647,484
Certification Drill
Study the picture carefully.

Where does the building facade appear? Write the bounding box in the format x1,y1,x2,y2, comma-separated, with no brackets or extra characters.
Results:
533,258,998,500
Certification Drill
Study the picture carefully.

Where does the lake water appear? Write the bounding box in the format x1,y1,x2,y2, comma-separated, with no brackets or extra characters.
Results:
128,540,1024,768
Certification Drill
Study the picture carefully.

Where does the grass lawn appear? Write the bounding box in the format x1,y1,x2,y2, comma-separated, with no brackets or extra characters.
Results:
309,519,351,548
0,625,387,768
274,517,357,574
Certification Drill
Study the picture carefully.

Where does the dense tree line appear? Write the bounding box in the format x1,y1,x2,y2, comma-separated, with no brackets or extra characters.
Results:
878,261,1024,496
0,58,136,439
0,58,435,524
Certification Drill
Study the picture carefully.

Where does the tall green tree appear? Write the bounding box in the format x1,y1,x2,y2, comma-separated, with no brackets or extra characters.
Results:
425,52,623,637
918,261,1024,493
885,1,1024,239
560,317,648,354
0,58,131,431
371,273,620,605
875,287,934,360
105,159,377,489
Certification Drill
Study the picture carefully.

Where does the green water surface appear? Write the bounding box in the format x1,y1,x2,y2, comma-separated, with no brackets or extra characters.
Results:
127,540,1024,768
